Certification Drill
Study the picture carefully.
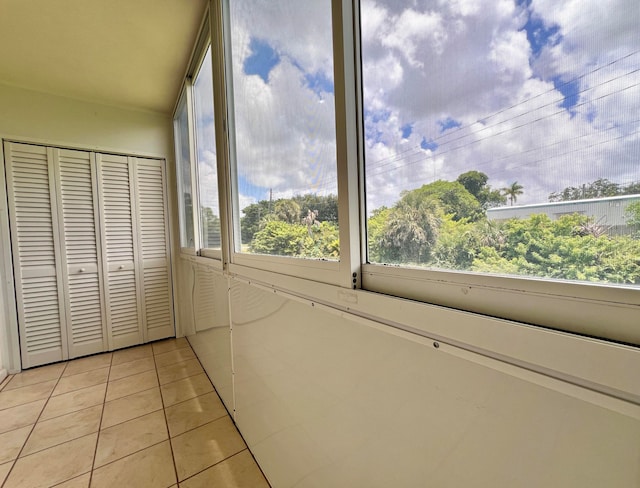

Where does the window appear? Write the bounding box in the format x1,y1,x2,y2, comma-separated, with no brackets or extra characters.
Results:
361,0,640,287
193,46,222,252
172,13,224,261
173,91,195,249
172,1,638,344
225,0,340,261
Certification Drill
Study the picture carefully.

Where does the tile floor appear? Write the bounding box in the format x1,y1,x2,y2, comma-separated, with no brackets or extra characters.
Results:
0,338,270,488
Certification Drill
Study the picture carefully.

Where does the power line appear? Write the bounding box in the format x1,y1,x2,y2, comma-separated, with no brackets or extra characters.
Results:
367,70,640,173
365,50,640,169
366,81,640,178
376,119,640,183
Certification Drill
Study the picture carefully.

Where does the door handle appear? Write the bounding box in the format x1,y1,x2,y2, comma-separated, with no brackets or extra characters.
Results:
79,268,85,273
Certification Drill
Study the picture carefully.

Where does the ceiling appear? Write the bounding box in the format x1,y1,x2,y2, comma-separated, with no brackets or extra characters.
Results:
0,0,208,114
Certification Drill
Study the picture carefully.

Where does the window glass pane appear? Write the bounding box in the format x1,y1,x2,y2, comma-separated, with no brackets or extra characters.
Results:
228,0,339,260
193,46,221,250
174,93,195,248
362,0,640,286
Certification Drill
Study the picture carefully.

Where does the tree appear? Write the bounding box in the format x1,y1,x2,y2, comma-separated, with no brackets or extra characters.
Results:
200,207,221,248
457,171,506,208
250,221,309,256
367,207,391,263
412,180,483,221
240,200,271,244
300,221,340,258
292,194,338,224
626,201,640,231
456,171,488,198
502,181,524,206
471,213,640,284
379,197,442,264
274,200,301,224
432,215,481,269
549,178,623,202
240,193,338,245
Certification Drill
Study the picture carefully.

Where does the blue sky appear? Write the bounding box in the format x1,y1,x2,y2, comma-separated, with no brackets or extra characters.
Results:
359,0,639,210
243,38,280,83
229,0,639,214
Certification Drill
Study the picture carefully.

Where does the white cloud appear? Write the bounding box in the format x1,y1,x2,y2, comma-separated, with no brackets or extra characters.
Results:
228,2,339,208
224,0,639,215
359,0,640,209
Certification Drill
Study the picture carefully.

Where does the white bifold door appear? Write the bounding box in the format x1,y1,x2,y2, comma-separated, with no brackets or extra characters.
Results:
96,154,174,350
5,141,174,368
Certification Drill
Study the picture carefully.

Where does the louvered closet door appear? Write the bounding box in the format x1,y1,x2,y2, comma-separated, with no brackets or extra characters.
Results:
4,142,68,367
133,158,174,342
53,148,108,358
96,154,144,350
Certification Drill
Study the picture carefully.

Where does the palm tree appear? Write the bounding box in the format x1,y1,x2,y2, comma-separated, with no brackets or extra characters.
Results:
502,181,524,206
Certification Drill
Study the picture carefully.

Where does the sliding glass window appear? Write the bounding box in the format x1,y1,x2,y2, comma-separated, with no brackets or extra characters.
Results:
361,0,640,285
226,0,340,261
193,46,222,253
173,91,195,249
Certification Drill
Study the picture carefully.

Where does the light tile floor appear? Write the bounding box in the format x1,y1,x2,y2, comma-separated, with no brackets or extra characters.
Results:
0,338,270,488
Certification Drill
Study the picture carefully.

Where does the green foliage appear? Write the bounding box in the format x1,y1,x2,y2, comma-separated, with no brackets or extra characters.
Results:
456,171,506,209
274,200,301,224
626,201,640,229
456,171,488,197
249,220,339,259
240,193,338,245
367,207,391,263
240,200,271,244
378,197,442,264
301,221,340,259
292,194,338,223
411,180,483,221
502,181,524,206
250,221,309,256
200,207,221,248
472,214,640,284
548,178,640,202
432,216,481,269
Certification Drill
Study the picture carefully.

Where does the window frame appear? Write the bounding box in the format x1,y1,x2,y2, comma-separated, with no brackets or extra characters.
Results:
351,0,640,346
173,87,198,254
197,0,640,346
172,8,224,268
192,43,223,259
219,0,361,289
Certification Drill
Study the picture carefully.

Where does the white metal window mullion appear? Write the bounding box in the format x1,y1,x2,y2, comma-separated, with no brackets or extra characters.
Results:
209,1,231,266
332,0,364,290
185,79,202,253
219,0,242,262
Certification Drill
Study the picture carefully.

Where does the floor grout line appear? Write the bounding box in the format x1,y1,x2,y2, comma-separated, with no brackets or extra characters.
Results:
87,352,113,488
0,339,267,488
178,448,250,484
1,360,68,488
151,346,180,487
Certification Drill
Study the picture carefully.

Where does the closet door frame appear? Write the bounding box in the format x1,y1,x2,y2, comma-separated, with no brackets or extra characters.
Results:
0,141,21,374
2,137,176,370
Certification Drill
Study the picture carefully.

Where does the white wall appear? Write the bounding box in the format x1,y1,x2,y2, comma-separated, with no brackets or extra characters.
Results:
227,281,640,487
0,83,173,157
180,258,640,487
0,82,178,372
